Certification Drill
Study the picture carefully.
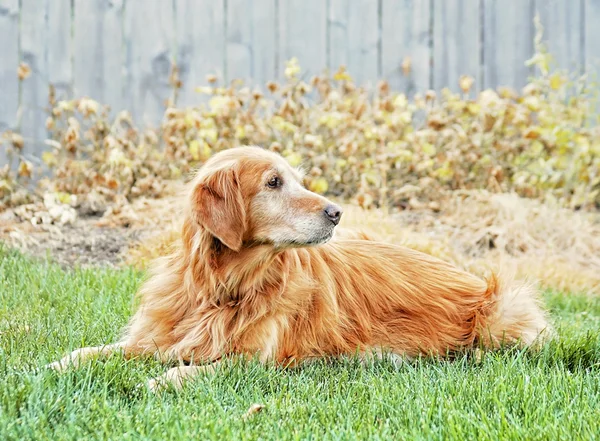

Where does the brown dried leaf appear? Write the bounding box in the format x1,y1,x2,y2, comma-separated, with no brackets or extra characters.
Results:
18,161,33,178
11,133,24,150
17,62,31,80
242,403,265,420
401,57,412,76
459,75,475,94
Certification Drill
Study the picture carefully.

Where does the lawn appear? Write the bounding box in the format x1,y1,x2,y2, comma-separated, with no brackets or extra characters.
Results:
1,245,599,440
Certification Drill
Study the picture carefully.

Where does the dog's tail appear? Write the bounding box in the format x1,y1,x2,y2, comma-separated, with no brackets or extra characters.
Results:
474,271,552,349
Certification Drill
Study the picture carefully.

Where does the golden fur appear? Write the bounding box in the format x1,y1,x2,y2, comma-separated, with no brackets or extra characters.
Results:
49,146,551,390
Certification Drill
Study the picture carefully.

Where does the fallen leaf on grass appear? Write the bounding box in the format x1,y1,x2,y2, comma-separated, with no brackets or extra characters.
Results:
243,403,265,420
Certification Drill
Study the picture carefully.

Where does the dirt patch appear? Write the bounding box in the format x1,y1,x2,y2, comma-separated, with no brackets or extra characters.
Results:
0,186,184,268
0,181,184,268
1,214,142,268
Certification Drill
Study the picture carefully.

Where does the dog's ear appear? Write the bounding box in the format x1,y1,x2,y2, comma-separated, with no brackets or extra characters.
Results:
192,168,246,252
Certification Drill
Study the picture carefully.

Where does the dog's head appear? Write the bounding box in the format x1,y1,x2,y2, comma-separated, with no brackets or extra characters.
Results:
188,146,343,252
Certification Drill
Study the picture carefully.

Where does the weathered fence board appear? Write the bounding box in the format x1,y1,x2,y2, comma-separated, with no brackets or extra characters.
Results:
483,0,535,91
0,0,19,133
328,0,380,86
226,0,277,87
433,0,481,94
46,0,72,102
20,0,48,159
278,0,327,80
175,0,224,108
73,0,126,114
585,0,600,85
124,0,175,127
535,0,585,74
381,0,431,96
2,0,600,162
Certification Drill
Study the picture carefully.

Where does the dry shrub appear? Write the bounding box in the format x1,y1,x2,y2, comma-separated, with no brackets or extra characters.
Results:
1,38,599,214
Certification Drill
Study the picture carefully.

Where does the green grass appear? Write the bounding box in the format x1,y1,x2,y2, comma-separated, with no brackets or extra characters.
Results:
1,245,599,441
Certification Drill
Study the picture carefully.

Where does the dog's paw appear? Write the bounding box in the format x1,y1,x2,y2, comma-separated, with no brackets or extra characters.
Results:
45,358,71,372
145,376,174,393
145,369,180,393
145,377,162,393
45,348,92,372
144,365,215,393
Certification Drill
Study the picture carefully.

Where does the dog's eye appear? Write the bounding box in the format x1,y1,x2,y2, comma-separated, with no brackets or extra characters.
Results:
267,176,282,189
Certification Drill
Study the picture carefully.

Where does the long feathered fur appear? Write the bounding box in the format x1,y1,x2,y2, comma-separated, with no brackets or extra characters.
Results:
49,147,551,387
121,206,551,365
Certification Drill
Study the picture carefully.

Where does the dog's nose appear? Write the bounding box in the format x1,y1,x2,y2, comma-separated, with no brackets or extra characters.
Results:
324,204,343,225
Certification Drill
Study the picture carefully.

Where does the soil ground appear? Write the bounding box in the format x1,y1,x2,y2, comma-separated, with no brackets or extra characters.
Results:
0,213,143,268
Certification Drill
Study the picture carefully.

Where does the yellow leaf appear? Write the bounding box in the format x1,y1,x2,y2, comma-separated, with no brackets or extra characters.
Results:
284,152,302,167
200,118,216,129
362,171,381,186
184,114,195,128
459,75,474,93
56,192,72,205
530,140,544,156
435,163,453,181
195,86,214,95
169,164,182,179
199,142,212,160
421,143,436,156
284,57,301,79
190,140,212,161
396,149,413,161
393,94,408,109
209,96,228,112
57,100,74,112
235,126,246,139
333,66,352,82
189,140,200,160
199,128,218,142
335,159,348,168
549,73,565,90
466,102,480,115
0,179,12,191
318,113,343,129
398,111,412,124
309,177,329,194
42,151,57,167
523,96,541,112
18,160,33,178
272,116,298,133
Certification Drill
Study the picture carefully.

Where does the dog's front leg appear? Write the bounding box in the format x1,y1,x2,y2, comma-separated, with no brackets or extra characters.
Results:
46,342,128,372
147,362,220,392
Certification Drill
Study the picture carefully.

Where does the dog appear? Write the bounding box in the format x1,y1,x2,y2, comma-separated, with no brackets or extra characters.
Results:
49,146,551,390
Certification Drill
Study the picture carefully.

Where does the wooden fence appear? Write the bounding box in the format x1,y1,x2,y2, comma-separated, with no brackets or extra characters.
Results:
1,0,600,160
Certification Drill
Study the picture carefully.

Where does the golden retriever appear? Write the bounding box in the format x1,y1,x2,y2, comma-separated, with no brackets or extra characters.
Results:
49,146,551,390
